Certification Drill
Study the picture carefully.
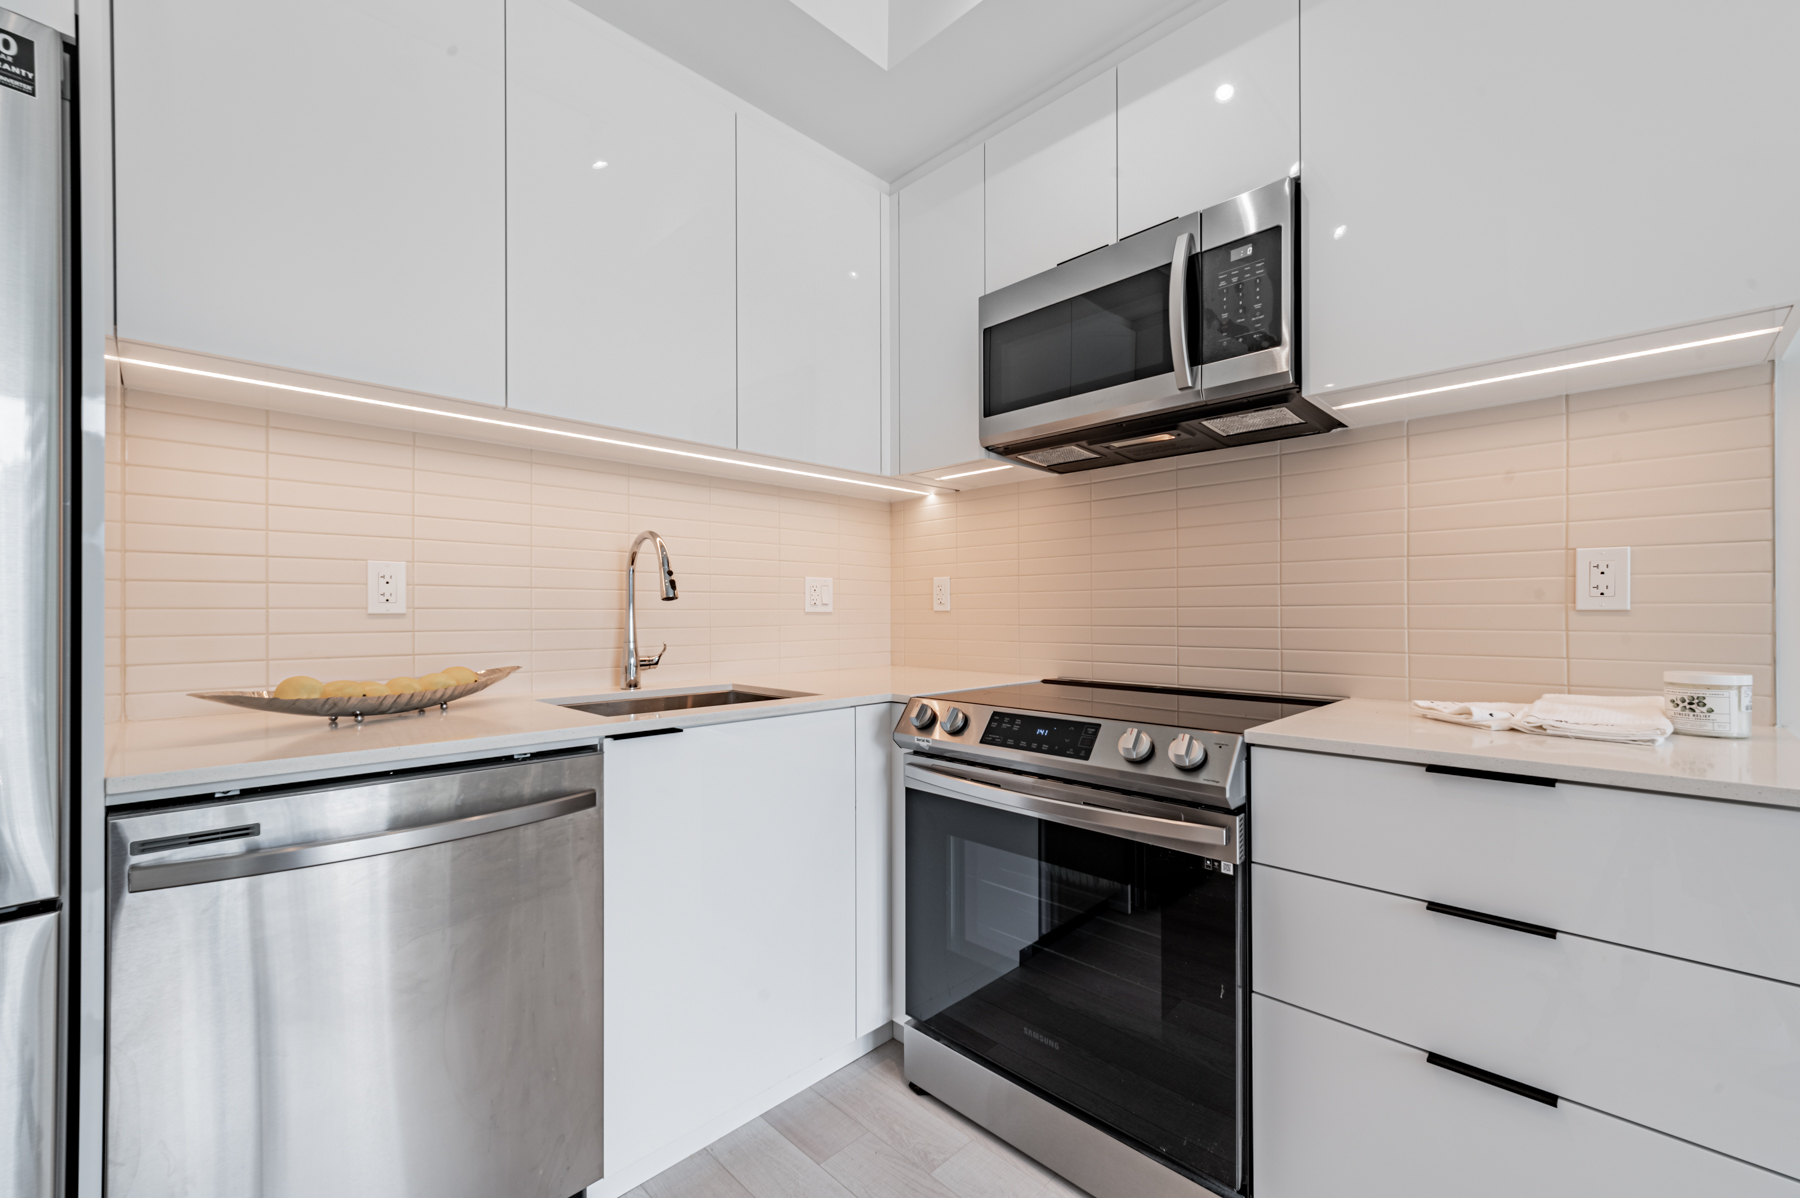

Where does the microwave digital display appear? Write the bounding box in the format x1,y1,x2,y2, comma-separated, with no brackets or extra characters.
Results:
1201,226,1283,365
980,712,1101,759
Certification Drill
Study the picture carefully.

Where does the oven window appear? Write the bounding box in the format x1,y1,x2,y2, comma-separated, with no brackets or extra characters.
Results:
983,262,1184,417
905,788,1239,1187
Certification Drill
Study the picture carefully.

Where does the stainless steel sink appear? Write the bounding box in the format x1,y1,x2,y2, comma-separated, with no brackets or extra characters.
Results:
555,687,813,718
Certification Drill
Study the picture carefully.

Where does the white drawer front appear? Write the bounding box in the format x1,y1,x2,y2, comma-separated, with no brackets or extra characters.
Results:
1251,746,1800,986
1253,865,1800,1179
1252,994,1800,1198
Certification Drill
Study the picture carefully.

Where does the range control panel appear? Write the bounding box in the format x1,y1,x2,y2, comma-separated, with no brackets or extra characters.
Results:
893,696,1248,809
979,712,1101,759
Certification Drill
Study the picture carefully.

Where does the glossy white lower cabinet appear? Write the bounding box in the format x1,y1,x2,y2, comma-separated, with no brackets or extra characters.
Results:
854,704,900,1035
1252,995,1800,1198
1251,747,1800,985
1254,864,1800,1179
506,0,738,446
736,115,884,473
603,710,858,1177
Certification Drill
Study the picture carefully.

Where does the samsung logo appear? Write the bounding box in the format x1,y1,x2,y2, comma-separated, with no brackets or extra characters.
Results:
1021,1025,1061,1051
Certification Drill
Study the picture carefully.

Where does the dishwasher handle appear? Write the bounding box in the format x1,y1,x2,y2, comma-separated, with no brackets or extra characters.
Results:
127,789,597,893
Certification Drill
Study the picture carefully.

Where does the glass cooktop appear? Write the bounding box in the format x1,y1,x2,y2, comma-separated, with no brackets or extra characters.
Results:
933,678,1332,736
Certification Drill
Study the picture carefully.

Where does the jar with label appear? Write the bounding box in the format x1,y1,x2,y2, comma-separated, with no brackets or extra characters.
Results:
1663,671,1753,738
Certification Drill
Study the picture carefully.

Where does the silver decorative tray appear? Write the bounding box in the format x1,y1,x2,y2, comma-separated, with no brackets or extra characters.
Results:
190,666,521,725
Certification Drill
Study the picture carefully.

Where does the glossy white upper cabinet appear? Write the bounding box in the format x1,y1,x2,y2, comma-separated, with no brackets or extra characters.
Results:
897,146,987,476
114,0,506,405
736,115,883,473
984,72,1118,294
1301,0,1800,397
1118,0,1299,238
507,0,737,446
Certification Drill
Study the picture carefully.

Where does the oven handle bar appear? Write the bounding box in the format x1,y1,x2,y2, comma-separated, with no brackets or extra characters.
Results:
905,762,1228,855
1169,231,1197,390
126,789,598,893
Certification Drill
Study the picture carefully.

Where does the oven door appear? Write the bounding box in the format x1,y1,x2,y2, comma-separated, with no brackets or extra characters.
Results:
903,759,1244,1192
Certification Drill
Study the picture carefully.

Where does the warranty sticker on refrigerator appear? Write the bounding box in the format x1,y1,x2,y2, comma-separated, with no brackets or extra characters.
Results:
0,31,37,97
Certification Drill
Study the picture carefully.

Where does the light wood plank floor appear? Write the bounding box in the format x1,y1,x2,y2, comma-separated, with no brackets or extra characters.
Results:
629,1040,1094,1198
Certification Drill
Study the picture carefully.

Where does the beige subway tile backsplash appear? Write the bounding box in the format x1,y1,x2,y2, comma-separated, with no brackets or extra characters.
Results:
891,364,1776,717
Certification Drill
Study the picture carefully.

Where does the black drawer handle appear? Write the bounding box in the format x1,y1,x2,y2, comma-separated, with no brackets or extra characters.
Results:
1426,900,1558,940
1425,763,1556,788
606,726,685,741
1427,1052,1559,1107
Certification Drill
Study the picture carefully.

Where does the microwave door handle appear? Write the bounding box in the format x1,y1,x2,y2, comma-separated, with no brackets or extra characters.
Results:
1169,230,1197,390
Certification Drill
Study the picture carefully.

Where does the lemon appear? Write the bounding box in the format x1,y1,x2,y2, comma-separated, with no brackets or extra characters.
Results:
419,671,456,690
441,666,478,685
387,676,422,694
273,676,324,700
322,680,363,698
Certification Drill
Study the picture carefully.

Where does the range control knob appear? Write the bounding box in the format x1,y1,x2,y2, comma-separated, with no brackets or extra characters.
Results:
1167,733,1208,771
910,704,937,731
941,706,969,734
1117,727,1154,762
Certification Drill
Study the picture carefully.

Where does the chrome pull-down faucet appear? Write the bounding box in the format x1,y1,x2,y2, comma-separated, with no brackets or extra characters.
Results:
623,530,678,690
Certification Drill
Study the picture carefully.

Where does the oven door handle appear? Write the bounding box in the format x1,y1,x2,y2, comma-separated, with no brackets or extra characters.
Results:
905,762,1229,856
1169,230,1197,390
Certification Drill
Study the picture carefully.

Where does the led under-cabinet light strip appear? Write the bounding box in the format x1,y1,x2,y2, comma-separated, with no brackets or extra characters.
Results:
106,356,939,497
1333,327,1783,410
934,464,1014,481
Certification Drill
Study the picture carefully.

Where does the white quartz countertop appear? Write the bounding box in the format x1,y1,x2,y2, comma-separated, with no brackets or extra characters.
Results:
1246,698,1800,809
105,666,1037,802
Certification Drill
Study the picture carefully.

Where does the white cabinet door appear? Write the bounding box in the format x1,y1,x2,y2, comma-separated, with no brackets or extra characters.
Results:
897,146,987,476
603,710,858,1176
736,115,883,473
1254,864,1800,1179
984,72,1118,293
1253,995,1800,1198
507,0,737,446
1118,0,1299,239
114,0,506,405
1300,0,1800,396
854,704,900,1035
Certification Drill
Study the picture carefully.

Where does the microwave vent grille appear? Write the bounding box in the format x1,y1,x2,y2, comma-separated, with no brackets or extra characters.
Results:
1016,444,1102,468
1199,406,1306,437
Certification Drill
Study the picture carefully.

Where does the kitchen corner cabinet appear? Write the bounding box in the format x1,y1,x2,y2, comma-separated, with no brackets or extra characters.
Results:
1300,0,1800,397
1116,0,1299,239
897,146,987,476
736,115,884,473
506,0,737,447
602,709,859,1178
983,71,1118,294
113,0,507,406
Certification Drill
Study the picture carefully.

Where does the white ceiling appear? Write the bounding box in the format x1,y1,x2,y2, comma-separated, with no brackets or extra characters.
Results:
567,0,1219,181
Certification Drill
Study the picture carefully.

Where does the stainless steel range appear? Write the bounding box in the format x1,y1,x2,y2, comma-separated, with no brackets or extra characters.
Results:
894,680,1328,1198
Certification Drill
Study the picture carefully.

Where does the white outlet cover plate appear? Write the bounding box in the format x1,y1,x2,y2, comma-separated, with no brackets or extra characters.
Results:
1575,546,1630,611
933,577,951,611
368,560,407,614
805,576,834,613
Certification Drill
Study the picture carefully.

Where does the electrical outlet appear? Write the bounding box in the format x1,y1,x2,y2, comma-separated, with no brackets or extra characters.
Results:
1575,547,1630,611
804,576,834,613
367,560,407,614
933,577,951,612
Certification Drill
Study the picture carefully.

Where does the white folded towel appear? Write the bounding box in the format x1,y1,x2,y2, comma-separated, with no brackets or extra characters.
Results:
1414,694,1672,745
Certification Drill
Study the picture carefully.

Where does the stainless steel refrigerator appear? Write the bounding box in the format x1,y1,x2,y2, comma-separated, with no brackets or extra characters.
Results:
0,6,69,1198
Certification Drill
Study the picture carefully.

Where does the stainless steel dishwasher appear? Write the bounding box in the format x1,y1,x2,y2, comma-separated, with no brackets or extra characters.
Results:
105,748,603,1198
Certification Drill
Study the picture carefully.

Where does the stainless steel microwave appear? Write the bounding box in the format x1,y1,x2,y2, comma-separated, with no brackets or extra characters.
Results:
978,176,1340,473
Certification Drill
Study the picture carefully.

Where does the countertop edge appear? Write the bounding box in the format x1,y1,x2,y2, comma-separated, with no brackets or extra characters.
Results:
104,683,941,801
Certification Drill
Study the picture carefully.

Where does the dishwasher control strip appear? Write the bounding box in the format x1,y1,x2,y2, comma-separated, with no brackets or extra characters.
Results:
127,788,597,892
